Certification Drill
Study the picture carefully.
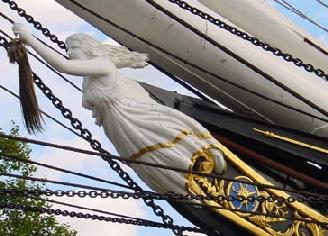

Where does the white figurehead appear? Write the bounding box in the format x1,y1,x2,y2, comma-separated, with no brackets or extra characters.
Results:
12,23,226,194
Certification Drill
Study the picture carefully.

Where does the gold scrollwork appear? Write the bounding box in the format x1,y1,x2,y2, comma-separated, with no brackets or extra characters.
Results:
186,143,328,236
226,176,259,217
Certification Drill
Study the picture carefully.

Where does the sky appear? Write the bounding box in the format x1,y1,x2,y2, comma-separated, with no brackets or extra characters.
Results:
0,0,327,236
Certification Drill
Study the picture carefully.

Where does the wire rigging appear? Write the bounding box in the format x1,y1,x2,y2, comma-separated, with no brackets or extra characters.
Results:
0,34,183,235
272,0,328,33
1,133,327,198
9,193,163,225
0,14,82,92
1,1,327,232
1,2,327,123
0,83,81,137
1,187,328,227
0,0,66,50
0,0,326,201
315,0,328,9
60,0,328,123
145,0,328,120
0,202,201,232
0,153,132,190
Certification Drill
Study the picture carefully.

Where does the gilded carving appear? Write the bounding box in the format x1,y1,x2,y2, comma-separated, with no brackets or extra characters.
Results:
186,143,328,236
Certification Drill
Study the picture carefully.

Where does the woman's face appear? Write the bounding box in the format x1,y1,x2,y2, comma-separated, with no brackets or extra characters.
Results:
66,39,88,60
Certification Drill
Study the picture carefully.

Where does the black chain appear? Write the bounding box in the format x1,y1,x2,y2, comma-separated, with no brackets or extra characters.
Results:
146,0,328,120
1,0,66,50
29,73,183,235
0,26,81,92
59,0,328,123
2,189,328,204
0,202,202,233
0,33,182,235
166,0,328,81
0,34,9,50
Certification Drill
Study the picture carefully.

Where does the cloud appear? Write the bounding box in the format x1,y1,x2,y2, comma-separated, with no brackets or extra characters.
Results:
51,194,146,236
2,0,83,30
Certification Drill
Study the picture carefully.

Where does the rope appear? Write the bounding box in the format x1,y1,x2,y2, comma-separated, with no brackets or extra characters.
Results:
0,25,82,92
272,0,328,33
0,83,81,137
315,0,328,9
145,0,328,120
1,187,328,227
1,133,327,198
62,0,328,123
0,153,132,190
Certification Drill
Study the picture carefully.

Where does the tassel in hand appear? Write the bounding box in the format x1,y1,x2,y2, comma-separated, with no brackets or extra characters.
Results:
8,39,43,134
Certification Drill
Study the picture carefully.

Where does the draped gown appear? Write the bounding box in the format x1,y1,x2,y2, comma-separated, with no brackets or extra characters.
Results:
82,71,226,194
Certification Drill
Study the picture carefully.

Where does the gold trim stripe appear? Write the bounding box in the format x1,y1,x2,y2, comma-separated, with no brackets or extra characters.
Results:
254,128,328,155
130,129,211,160
216,142,328,224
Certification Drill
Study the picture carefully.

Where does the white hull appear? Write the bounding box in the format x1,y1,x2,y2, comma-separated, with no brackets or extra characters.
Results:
55,0,328,137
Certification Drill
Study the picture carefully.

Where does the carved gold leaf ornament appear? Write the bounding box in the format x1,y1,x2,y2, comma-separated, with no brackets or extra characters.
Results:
254,128,328,155
185,142,328,236
129,129,211,160
226,176,259,216
127,128,327,235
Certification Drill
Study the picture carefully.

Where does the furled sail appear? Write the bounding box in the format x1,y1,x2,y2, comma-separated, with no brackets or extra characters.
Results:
54,0,328,137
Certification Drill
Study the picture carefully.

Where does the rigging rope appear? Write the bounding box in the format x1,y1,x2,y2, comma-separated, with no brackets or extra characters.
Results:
0,37,182,236
1,133,327,198
2,2,327,122
1,0,66,50
0,202,200,232
145,0,328,120
272,0,328,33
0,2,327,232
167,0,328,75
0,16,82,92
0,153,132,190
53,0,328,123
0,83,81,137
1,188,328,227
23,194,170,228
2,188,327,206
315,0,328,9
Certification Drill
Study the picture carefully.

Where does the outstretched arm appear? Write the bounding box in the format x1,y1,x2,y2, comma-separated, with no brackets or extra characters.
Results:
12,23,114,76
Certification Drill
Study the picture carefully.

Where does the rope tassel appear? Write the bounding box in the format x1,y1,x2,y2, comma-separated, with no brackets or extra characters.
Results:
8,39,43,134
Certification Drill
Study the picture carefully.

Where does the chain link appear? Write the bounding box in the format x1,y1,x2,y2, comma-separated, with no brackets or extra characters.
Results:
0,35,9,50
30,72,183,235
1,0,66,50
0,202,202,232
167,0,328,81
2,189,327,204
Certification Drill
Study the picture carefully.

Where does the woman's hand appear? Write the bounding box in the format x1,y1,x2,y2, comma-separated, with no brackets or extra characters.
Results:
12,23,33,45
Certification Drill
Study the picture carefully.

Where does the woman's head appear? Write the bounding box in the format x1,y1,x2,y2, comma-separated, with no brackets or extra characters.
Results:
65,33,149,68
65,33,108,60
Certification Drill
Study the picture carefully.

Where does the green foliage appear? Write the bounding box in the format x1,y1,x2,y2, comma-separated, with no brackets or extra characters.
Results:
0,122,77,236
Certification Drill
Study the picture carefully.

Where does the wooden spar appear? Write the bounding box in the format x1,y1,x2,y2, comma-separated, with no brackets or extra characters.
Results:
55,0,328,137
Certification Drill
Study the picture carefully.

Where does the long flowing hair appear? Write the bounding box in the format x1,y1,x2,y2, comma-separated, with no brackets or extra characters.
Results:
65,33,149,68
